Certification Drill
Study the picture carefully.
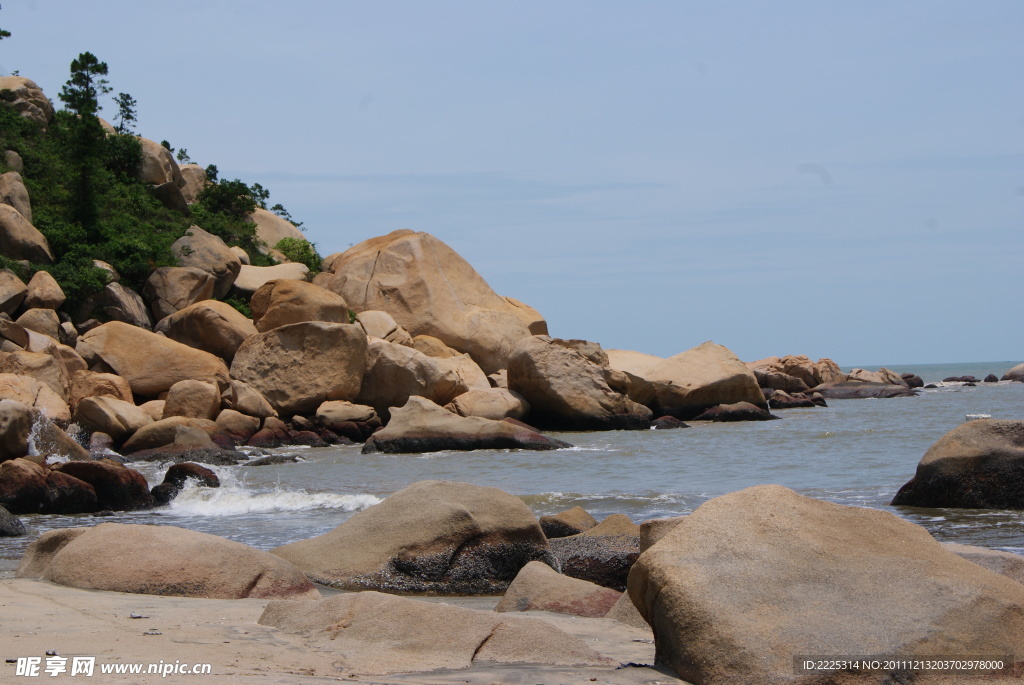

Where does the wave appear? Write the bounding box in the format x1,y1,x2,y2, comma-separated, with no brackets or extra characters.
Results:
164,479,381,517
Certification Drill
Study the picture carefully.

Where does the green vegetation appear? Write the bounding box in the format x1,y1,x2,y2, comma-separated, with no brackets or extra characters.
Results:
275,237,321,274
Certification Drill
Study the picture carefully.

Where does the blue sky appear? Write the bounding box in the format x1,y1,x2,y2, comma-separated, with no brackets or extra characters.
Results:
3,1,1021,366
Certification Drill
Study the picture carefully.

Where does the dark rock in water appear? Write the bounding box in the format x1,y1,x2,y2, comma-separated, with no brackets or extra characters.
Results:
901,373,924,388
0,504,26,536
316,428,354,446
289,415,314,432
246,454,301,466
151,462,220,506
89,431,115,453
651,415,689,429
924,383,938,389
965,382,977,387
811,382,917,399
288,430,327,447
0,459,47,514
41,469,97,514
985,374,1000,383
540,506,598,539
128,445,242,466
767,391,815,410
52,460,154,511
943,375,979,383
891,420,1024,509
548,515,640,591
693,401,779,422
808,391,827,407
247,416,290,449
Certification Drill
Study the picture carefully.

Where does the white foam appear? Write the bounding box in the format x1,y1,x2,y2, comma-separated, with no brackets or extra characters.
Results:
165,480,381,517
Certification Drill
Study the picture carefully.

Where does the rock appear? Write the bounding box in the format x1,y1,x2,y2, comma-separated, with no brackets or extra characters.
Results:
355,310,413,346
178,163,207,203
272,479,554,594
810,381,917,399
0,457,47,512
120,416,223,453
17,522,319,599
0,372,70,422
250,279,348,332
151,461,219,505
540,505,598,539
258,591,612,675
651,415,688,429
356,339,469,417
231,262,309,295
222,379,277,419
23,271,65,310
628,484,1024,684
606,349,665,379
78,321,230,398
247,208,306,260
0,399,88,461
891,419,1024,509
984,373,1000,383
902,372,925,388
314,400,379,441
157,299,257,363
639,516,686,552
362,396,570,454
230,322,367,416
122,423,240,465
171,226,241,298
137,137,183,187
441,352,491,391
412,334,460,358
768,390,818,410
605,592,650,629
162,379,220,420
640,342,767,420
548,514,641,591
15,308,59,339
321,229,545,373
52,461,154,511
0,77,54,128
848,367,908,386
91,259,119,284
0,349,70,403
69,370,132,411
693,401,779,421
72,395,152,443
58,322,78,347
495,560,622,617
91,282,152,329
3,149,23,172
0,170,32,221
942,542,1024,585
143,266,215,320
214,409,260,444
444,387,530,421
508,336,652,431
42,468,98,513
150,181,188,214
0,269,27,315
1003,363,1024,382
0,503,26,536
230,246,250,265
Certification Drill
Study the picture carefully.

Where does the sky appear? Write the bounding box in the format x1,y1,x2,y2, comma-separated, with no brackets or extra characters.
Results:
2,1,1021,366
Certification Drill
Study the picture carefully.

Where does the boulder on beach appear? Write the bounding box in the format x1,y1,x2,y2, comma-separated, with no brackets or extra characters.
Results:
891,419,1024,509
1003,363,1024,382
318,229,546,374
258,591,613,675
495,560,622,618
362,396,570,454
548,514,641,591
151,462,219,505
314,399,379,442
17,522,320,600
272,480,554,594
0,398,89,462
72,395,152,443
158,299,258,364
628,484,1024,684
162,379,221,420
355,338,469,418
51,460,154,511
540,506,598,539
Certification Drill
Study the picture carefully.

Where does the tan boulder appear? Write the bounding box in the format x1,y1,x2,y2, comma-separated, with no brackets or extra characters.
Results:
78,321,230,397
3,149,23,173
91,259,118,284
158,299,256,363
606,349,665,379
495,560,622,618
0,373,70,422
15,308,59,339
356,338,468,416
943,542,1024,585
93,282,153,329
72,396,152,442
120,416,221,454
444,387,529,421
0,204,53,264
0,170,32,222
605,592,650,630
539,506,598,539
23,271,65,310
231,262,308,295
355,309,413,346
847,368,887,384
171,226,241,298
0,77,54,128
250,279,348,332
249,207,306,262
0,399,88,461
412,333,460,358
143,266,215,320
322,230,545,373
230,322,367,416
258,591,612,675
178,163,207,203
507,336,652,430
440,352,491,390
639,515,686,552
813,357,847,384
138,400,164,422
137,137,183,187
272,479,554,594
643,341,767,419
18,522,319,600
0,270,26,315
630,485,1024,684
162,380,220,420
229,245,250,265
214,409,260,444
69,370,132,411
315,400,376,427
0,349,69,401
222,379,277,419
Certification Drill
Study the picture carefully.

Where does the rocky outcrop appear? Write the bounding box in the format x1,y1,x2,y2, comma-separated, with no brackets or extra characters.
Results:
157,299,257,363
362,396,571,454
51,460,154,511
230,322,367,416
250,279,348,332
249,208,307,262
891,419,1024,509
811,381,917,399
548,514,641,591
231,262,309,295
162,379,220,420
356,338,468,417
692,401,778,422
540,506,598,539
137,137,183,187
355,310,413,346
495,560,622,617
272,480,554,594
0,170,32,221
143,266,215,320
78,321,230,397
0,203,53,263
319,230,545,373
0,77,54,128
17,523,319,600
24,271,65,310
0,269,26,315
171,226,241,298
444,387,530,421
628,484,1024,684
1003,363,1024,382
508,336,651,431
72,395,152,443
258,591,612,675
178,164,207,203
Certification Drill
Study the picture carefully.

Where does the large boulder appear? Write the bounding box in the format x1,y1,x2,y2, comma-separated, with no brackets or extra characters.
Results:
157,299,257,363
0,269,26,315
222,379,277,419
891,419,1024,509
356,338,468,417
629,484,1024,684
1003,362,1024,382
362,396,571,454
811,381,917,399
161,379,220,420
540,506,598,539
23,271,65,310
355,309,413,346
0,170,32,221
90,282,153,329
272,480,554,594
444,387,530,421
0,373,70,422
548,514,641,591
15,308,60,339
258,591,612,675
0,204,53,263
495,560,622,618
0,349,70,402
641,341,767,420
249,207,306,261
17,522,319,600
507,336,651,430
0,77,54,128
231,322,367,416
319,229,545,373
51,461,153,510
78,321,230,397
68,370,132,411
171,226,241,298
137,137,183,187
250,279,348,332
0,504,25,536
0,399,88,461
231,262,309,296
143,266,215,320
178,163,207,203
72,395,152,443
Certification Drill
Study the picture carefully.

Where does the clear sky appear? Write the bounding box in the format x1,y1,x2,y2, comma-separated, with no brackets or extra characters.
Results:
2,1,1021,366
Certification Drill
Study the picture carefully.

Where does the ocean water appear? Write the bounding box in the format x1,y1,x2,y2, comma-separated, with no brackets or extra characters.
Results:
1,361,1022,564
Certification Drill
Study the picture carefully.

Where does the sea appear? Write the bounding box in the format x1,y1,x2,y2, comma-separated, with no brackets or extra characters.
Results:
1,361,1022,569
